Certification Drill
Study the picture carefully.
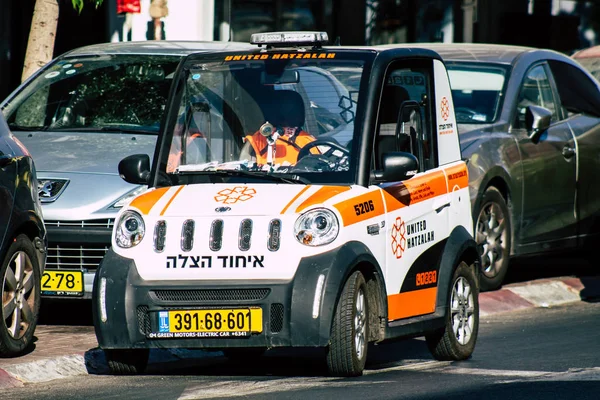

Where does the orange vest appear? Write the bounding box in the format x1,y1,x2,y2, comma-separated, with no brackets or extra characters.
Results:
245,129,317,165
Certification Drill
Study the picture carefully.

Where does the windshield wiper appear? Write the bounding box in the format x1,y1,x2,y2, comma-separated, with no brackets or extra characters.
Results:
178,169,310,184
8,124,48,132
48,126,158,135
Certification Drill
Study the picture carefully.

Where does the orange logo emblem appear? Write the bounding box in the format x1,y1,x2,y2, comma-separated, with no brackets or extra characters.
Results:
391,216,406,259
214,186,256,204
440,96,450,121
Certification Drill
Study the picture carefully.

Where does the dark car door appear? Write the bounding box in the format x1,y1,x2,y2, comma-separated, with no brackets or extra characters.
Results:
511,63,577,251
0,136,17,249
546,59,600,244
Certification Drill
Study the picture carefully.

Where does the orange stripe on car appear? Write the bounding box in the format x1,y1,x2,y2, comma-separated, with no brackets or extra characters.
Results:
445,163,469,191
295,186,351,213
129,187,170,215
383,170,448,211
280,185,312,214
333,191,385,226
160,185,185,216
387,287,437,321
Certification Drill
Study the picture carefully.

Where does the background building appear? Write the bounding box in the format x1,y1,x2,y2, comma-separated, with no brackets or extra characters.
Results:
1,0,600,100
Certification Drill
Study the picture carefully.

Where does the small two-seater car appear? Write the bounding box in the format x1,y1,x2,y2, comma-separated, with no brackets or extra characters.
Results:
93,32,481,377
0,111,46,356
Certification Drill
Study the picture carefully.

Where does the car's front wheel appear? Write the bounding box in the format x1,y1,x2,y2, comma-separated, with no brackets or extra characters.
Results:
426,261,479,360
105,349,149,375
0,234,41,356
474,186,511,291
326,270,369,377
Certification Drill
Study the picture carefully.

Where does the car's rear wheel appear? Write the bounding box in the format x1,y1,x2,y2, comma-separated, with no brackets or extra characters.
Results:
0,234,41,356
326,270,368,377
105,349,149,375
474,186,511,291
426,261,479,360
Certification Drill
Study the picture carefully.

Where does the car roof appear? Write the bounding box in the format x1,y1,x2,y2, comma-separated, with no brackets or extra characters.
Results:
401,43,536,64
61,40,254,57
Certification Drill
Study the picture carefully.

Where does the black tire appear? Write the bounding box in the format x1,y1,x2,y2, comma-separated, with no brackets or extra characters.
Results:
0,234,41,357
426,261,479,360
474,186,511,291
326,270,369,377
105,349,149,375
223,348,266,361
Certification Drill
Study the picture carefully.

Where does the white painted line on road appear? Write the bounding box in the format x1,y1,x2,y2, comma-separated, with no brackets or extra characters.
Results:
363,360,452,375
177,377,396,399
440,367,554,378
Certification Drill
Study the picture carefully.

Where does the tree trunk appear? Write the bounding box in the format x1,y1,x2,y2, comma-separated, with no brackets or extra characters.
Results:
21,0,59,82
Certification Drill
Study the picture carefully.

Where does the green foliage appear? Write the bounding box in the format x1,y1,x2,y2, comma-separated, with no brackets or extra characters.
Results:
71,0,104,14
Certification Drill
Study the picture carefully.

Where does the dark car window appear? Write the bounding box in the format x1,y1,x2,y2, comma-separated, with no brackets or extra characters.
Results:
514,64,558,129
3,55,181,133
547,60,600,118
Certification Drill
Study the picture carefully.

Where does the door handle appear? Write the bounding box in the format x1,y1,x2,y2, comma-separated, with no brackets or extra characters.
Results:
562,146,576,159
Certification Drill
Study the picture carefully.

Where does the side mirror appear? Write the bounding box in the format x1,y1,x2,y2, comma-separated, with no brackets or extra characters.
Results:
526,105,552,143
118,154,151,185
372,152,419,182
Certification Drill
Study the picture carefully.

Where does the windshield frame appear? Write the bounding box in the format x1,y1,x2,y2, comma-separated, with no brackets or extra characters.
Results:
445,61,510,125
150,49,377,188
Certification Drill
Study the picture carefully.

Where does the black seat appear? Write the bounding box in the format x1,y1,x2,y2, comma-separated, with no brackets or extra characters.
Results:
376,85,413,168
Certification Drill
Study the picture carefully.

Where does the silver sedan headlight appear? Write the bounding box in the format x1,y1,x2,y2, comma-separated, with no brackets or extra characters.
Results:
110,185,148,209
294,208,339,246
115,210,145,248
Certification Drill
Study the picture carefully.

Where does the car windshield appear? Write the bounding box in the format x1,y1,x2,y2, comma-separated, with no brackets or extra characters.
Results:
160,50,371,185
2,54,181,134
446,63,508,124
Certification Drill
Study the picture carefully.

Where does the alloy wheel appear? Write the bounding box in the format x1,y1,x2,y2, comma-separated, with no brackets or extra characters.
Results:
450,276,475,345
354,288,367,360
2,251,36,340
476,201,508,278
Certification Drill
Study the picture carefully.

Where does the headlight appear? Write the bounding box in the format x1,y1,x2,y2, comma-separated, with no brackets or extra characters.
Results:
115,210,145,248
110,185,148,209
294,208,339,246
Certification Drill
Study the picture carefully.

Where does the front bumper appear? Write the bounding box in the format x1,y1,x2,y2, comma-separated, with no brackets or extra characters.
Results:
93,243,376,350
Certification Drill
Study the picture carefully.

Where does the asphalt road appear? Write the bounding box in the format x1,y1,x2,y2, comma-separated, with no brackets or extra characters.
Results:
4,297,599,400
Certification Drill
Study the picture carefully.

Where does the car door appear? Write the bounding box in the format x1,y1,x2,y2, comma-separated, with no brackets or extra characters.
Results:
546,59,600,244
0,135,17,249
512,63,577,250
375,61,450,321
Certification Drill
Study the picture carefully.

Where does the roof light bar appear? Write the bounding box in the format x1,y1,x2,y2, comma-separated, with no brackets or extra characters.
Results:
250,31,329,47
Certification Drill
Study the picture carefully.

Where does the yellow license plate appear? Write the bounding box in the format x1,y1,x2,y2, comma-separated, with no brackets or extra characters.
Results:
41,270,84,295
160,308,263,336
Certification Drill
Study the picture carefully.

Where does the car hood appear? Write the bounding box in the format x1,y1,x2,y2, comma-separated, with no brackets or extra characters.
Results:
130,183,356,218
13,131,157,174
458,123,495,152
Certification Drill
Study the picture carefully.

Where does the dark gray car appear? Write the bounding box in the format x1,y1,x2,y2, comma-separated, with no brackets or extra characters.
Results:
0,111,46,356
421,44,600,290
0,40,251,300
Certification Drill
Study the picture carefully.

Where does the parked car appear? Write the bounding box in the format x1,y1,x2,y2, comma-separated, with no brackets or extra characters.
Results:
0,40,252,300
420,43,600,290
93,31,480,377
0,111,46,356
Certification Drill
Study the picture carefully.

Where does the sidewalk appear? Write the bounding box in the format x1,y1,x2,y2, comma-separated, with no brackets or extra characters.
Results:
1,275,599,388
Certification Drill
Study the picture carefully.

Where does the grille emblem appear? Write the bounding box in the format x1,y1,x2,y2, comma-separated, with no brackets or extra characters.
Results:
215,207,231,213
37,179,69,203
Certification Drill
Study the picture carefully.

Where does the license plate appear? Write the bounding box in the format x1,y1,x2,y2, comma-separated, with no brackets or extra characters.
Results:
150,308,263,339
41,270,84,296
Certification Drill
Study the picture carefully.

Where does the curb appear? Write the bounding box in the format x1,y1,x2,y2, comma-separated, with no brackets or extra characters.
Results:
1,275,599,388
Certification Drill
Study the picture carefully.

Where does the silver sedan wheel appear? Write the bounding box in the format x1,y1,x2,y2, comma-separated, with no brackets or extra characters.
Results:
2,250,36,340
476,201,508,279
354,288,367,360
451,276,475,345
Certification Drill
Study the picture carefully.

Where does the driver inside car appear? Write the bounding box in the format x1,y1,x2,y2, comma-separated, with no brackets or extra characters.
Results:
241,90,319,166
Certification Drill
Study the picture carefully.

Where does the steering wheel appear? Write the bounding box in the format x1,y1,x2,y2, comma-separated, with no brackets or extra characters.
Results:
297,139,350,161
454,107,479,122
